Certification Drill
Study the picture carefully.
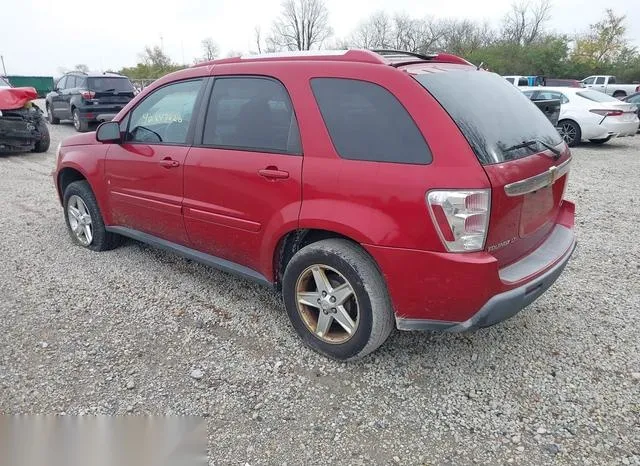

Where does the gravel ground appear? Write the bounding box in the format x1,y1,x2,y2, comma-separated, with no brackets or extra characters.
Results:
1,106,639,465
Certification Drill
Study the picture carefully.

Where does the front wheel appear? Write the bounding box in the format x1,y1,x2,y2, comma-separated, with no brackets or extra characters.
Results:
557,120,581,147
32,119,50,152
63,181,121,251
282,239,394,361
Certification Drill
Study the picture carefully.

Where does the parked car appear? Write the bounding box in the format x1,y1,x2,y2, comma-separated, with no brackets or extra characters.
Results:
544,78,585,88
46,71,135,132
0,86,50,153
504,75,545,87
622,92,640,120
522,87,639,146
53,50,576,360
581,75,640,98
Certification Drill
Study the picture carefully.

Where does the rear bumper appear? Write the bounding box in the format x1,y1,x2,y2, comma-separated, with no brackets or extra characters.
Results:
365,200,576,331
396,235,576,332
78,105,124,122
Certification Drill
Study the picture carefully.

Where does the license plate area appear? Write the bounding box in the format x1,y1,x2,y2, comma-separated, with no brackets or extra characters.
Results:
520,185,554,237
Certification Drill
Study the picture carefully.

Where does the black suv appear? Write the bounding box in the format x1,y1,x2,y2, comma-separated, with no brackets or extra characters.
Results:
46,72,135,132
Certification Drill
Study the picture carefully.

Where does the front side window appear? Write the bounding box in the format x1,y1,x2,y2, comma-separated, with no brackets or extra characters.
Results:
57,76,67,90
583,77,595,85
311,78,431,164
202,77,301,154
126,79,203,145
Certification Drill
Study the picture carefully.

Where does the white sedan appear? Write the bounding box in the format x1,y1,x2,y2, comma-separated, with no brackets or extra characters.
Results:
522,87,639,146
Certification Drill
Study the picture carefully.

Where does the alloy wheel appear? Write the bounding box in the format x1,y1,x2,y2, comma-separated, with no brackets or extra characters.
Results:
295,264,360,344
73,111,80,130
558,122,576,145
67,195,94,246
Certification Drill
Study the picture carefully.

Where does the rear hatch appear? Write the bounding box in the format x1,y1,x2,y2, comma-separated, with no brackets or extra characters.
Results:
412,68,570,268
87,77,135,104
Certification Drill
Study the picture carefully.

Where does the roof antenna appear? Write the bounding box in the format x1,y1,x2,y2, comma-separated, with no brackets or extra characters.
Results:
477,61,484,71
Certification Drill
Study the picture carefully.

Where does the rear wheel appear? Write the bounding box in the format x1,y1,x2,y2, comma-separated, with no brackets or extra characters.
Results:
73,108,89,132
33,119,50,152
63,181,121,251
558,120,581,147
47,104,60,124
282,239,394,361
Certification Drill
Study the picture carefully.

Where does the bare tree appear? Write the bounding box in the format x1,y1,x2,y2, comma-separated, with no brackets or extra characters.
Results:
74,64,90,73
441,19,495,55
254,26,263,54
201,38,219,61
502,0,552,45
268,0,333,51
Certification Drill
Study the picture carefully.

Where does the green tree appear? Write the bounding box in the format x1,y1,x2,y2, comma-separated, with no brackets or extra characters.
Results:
119,45,184,79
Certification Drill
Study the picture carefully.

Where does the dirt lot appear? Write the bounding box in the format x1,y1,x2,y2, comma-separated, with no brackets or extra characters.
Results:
1,109,639,465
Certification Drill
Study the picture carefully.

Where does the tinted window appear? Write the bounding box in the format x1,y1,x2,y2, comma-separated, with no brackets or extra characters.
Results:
609,76,617,84
203,77,300,154
414,71,562,165
126,79,202,144
88,77,134,92
576,90,619,103
595,77,606,85
534,91,569,104
57,76,67,90
518,78,529,86
311,78,430,164
583,77,595,85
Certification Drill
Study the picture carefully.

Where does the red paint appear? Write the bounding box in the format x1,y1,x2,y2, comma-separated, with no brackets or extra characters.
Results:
54,51,576,324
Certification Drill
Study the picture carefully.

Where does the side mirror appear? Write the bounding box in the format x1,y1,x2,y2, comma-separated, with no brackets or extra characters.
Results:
96,121,121,143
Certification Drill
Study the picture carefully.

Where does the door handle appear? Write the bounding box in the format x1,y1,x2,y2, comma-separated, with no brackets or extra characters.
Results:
160,158,180,168
258,167,289,180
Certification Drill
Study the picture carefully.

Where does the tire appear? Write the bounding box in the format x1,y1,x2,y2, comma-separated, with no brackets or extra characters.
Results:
47,104,60,124
589,137,611,144
73,108,89,132
557,120,581,147
32,119,50,153
282,238,394,361
63,180,121,251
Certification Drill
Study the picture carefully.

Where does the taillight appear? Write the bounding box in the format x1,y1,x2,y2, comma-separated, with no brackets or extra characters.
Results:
589,109,623,117
426,190,491,252
80,90,96,100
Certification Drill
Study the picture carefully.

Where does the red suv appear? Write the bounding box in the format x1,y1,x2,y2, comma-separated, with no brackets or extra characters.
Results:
54,50,576,360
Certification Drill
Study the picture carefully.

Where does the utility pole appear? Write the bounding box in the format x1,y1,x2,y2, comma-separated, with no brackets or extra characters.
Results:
0,55,7,76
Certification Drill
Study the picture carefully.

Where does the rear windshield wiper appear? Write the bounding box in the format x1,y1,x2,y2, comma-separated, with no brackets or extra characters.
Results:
504,139,561,159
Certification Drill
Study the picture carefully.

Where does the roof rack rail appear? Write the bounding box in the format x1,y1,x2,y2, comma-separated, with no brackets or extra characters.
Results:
372,49,438,62
372,49,472,67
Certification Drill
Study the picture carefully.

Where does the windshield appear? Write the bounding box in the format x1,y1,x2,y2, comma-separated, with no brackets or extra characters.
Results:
0,76,11,88
576,90,620,103
87,77,134,93
413,70,563,165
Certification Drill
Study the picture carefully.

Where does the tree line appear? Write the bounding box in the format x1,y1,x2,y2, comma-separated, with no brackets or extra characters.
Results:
117,0,640,83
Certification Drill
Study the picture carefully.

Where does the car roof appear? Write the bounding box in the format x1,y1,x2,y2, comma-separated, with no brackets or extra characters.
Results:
66,71,128,78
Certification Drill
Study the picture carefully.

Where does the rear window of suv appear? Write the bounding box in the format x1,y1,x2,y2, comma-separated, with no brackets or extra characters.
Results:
87,77,134,93
413,70,563,165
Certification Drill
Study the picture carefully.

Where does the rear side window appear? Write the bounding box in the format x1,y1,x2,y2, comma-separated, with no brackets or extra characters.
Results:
203,77,301,155
311,78,431,164
595,77,606,85
518,78,529,86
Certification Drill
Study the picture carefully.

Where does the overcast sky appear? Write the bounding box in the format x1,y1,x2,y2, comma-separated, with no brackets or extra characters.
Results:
3,0,639,76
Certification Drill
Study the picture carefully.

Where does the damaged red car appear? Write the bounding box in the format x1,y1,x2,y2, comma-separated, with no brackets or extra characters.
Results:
0,80,50,153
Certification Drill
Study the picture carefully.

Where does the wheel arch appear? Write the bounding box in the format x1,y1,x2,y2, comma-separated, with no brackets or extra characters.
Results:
272,228,380,291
